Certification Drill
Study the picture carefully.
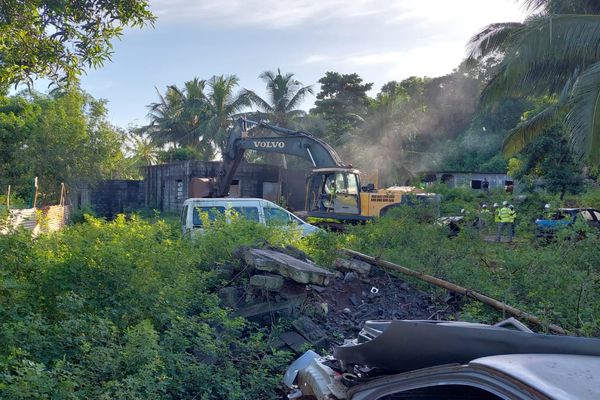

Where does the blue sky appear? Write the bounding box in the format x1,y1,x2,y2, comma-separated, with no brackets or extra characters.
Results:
75,0,527,129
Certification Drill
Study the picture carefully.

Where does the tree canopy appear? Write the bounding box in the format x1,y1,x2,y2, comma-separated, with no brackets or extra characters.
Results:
244,69,313,126
0,89,131,199
311,72,373,144
0,0,155,87
469,0,600,163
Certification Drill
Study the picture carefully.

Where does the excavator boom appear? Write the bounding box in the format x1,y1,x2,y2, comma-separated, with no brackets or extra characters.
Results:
205,118,350,198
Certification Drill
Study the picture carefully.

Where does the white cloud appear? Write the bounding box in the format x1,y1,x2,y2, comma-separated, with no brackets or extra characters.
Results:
151,0,383,28
301,54,333,64
152,0,525,29
346,52,406,66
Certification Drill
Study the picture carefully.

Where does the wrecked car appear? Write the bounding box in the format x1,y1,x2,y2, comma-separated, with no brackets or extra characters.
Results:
284,319,600,400
535,208,600,238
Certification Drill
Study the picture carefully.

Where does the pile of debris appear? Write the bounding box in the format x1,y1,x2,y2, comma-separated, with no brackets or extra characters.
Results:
217,246,459,353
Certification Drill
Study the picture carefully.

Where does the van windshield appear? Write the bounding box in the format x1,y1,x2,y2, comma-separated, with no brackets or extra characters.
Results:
193,206,226,226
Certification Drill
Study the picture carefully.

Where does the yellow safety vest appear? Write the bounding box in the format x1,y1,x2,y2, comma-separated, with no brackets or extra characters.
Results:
494,208,501,222
508,209,516,223
499,207,512,223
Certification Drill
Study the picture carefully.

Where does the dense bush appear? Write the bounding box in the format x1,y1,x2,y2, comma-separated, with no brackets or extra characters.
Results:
0,216,296,399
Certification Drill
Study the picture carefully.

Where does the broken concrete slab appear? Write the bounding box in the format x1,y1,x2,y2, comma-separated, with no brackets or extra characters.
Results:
233,296,305,319
241,248,337,286
293,316,328,346
280,331,310,353
249,274,284,292
333,258,372,278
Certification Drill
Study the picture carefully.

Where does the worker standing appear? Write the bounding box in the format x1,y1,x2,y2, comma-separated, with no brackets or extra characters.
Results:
493,203,500,223
507,204,517,242
495,201,511,242
478,204,490,229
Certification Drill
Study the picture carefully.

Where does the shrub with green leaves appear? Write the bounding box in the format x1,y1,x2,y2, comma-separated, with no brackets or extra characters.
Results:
0,215,294,399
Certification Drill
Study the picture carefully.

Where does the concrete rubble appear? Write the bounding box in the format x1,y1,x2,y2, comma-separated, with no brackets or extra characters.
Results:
219,246,459,353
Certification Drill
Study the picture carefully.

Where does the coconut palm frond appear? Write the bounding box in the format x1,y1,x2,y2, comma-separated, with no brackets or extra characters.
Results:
519,0,549,12
566,61,600,164
507,15,600,76
244,89,273,112
481,15,600,102
467,22,523,59
502,103,560,156
285,85,313,112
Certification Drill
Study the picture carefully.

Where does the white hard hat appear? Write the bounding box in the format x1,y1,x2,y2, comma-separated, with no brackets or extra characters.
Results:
509,204,514,209
502,201,508,206
482,204,487,208
493,203,498,207
544,203,550,209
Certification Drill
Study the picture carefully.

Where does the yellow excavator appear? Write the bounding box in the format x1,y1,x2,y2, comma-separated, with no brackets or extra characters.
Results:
194,118,431,226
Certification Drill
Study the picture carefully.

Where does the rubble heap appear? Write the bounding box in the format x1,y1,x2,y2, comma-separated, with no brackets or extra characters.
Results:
218,246,459,353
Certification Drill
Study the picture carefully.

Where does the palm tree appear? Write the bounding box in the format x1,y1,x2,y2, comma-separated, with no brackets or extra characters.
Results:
200,74,252,155
468,0,600,163
125,130,159,166
244,69,313,126
145,78,214,157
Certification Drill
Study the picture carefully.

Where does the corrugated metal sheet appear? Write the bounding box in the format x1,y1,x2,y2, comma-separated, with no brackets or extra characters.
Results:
3,205,71,235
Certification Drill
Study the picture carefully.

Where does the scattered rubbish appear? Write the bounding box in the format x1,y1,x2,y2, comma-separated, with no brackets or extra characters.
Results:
219,245,458,353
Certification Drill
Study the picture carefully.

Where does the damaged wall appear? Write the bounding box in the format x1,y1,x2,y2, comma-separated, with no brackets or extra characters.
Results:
144,161,309,213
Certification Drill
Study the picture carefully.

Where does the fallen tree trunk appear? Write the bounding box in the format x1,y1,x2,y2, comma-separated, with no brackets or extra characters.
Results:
341,248,567,335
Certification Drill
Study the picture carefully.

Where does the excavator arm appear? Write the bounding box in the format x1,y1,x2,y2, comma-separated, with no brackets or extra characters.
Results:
206,118,348,198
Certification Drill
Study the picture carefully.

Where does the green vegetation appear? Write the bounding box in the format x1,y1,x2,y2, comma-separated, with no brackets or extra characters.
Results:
2,186,600,397
2,0,600,395
469,0,600,162
0,0,155,87
300,187,600,337
0,215,298,399
0,89,138,199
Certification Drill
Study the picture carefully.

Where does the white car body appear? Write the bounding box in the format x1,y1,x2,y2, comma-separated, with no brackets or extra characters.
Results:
180,198,320,237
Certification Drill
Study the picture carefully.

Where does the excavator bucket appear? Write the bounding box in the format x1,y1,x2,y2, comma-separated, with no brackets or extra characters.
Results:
189,178,213,198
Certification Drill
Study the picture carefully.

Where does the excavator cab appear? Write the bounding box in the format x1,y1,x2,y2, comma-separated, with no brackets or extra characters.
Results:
306,168,361,216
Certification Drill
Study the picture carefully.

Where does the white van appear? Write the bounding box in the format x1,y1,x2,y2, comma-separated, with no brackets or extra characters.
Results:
181,198,320,237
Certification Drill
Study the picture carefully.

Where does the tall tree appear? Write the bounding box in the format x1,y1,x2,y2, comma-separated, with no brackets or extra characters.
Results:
311,72,373,144
145,78,215,159
0,89,128,198
201,74,252,155
0,0,155,87
244,69,313,126
511,125,584,199
125,130,159,167
468,0,600,163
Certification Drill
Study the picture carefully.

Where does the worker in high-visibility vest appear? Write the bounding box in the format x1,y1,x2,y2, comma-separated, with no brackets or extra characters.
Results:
507,204,517,242
493,203,501,223
495,201,512,242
